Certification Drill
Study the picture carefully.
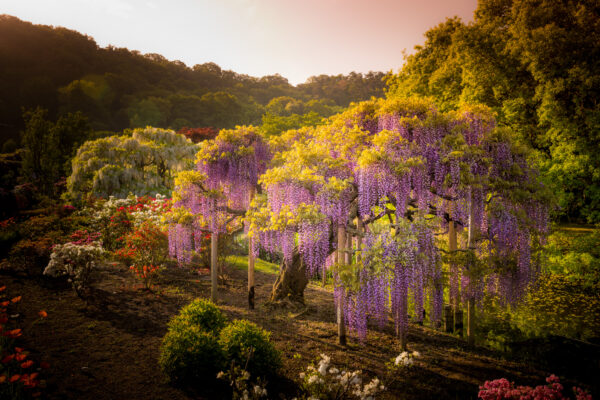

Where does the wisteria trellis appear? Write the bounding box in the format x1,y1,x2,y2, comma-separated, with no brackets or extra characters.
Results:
170,98,549,346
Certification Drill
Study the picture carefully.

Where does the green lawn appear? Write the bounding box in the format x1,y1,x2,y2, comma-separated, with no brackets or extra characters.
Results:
225,255,280,275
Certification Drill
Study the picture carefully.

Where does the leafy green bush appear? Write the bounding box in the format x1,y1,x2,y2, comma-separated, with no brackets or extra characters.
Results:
5,213,90,275
218,319,281,378
159,324,225,386
544,227,600,286
169,298,227,334
8,234,60,275
16,214,61,238
0,217,18,258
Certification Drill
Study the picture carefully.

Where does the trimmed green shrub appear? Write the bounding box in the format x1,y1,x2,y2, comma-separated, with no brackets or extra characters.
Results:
218,319,281,378
158,324,225,386
169,298,227,334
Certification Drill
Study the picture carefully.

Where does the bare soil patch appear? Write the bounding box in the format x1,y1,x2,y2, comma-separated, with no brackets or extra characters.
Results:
2,262,595,399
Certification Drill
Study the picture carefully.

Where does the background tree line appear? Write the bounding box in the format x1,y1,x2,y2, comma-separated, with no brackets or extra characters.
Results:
0,14,385,144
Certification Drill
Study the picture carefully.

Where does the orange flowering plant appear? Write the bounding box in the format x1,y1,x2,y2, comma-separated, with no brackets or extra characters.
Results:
115,221,168,267
0,285,49,399
130,264,161,290
115,221,168,289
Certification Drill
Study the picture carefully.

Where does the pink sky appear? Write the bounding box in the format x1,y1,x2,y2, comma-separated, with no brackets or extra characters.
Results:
1,0,477,85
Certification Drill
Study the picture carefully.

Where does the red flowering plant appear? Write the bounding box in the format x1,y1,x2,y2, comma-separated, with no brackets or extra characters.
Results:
88,194,171,251
129,264,160,290
478,375,592,400
0,285,49,399
103,208,133,251
69,229,101,245
115,221,168,289
0,217,16,229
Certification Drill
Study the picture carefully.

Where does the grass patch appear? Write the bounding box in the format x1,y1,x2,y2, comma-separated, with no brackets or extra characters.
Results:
226,255,280,275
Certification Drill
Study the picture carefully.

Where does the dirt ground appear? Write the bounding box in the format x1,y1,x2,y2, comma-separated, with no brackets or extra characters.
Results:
1,262,595,400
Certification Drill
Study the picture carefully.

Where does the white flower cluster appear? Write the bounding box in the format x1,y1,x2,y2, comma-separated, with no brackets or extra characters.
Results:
300,353,385,400
253,385,267,398
393,351,420,368
44,242,105,294
216,367,267,400
91,196,131,221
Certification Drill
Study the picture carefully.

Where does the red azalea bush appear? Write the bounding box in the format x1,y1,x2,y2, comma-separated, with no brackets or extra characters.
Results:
102,208,133,251
69,229,101,245
478,375,592,400
114,221,168,288
115,221,168,267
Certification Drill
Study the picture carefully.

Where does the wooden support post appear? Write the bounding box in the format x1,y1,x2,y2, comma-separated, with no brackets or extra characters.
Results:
455,309,464,337
443,305,454,333
248,187,256,310
345,232,352,265
211,231,218,302
337,224,347,346
467,298,475,345
356,218,363,262
449,214,462,336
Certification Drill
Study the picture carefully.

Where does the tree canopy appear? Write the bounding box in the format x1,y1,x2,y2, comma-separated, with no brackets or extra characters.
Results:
170,96,550,345
385,0,600,223
67,127,197,200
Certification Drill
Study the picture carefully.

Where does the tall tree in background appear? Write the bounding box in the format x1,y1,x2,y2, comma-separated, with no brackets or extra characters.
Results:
53,111,92,176
386,0,600,223
20,107,59,195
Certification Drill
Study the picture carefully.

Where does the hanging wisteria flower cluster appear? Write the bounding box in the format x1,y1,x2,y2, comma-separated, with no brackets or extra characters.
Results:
248,142,354,275
337,218,440,342
352,100,549,309
168,127,271,266
171,96,550,346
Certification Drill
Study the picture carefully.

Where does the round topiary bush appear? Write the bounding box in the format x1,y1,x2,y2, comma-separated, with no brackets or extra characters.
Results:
159,324,225,386
218,319,281,378
169,298,227,334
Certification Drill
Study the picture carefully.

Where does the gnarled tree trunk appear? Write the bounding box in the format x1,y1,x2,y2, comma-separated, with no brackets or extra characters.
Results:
270,251,308,306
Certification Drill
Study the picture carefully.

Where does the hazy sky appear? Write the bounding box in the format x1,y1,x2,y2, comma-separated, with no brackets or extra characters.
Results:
1,0,477,85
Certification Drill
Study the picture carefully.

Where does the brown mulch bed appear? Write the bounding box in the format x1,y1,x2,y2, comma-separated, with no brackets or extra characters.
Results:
1,262,595,399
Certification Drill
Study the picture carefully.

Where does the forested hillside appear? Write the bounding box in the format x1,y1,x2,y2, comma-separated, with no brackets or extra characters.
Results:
0,15,385,141
385,0,600,222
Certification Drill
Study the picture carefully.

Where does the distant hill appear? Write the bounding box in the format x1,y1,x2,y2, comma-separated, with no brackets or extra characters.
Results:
0,15,386,143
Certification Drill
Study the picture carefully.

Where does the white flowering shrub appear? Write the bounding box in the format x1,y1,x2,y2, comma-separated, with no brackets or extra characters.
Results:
90,193,170,228
43,242,105,297
299,354,385,400
391,351,420,368
217,364,268,400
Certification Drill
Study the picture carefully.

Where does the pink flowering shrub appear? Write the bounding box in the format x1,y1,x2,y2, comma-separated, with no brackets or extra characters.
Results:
478,375,592,400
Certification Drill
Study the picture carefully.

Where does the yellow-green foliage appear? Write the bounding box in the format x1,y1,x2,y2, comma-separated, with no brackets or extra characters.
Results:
512,274,600,340
225,255,279,275
196,125,264,164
